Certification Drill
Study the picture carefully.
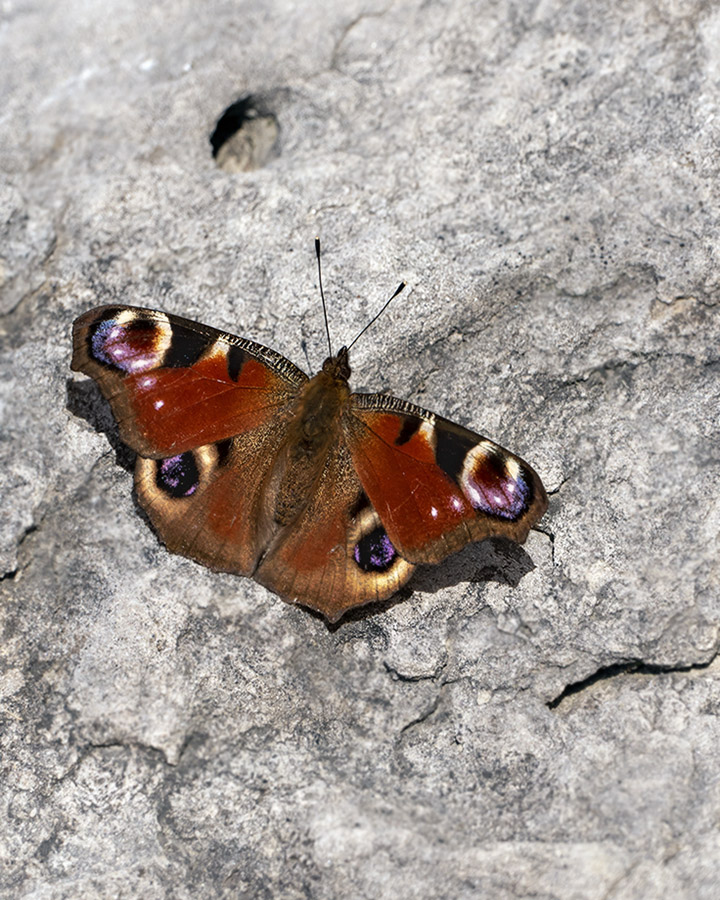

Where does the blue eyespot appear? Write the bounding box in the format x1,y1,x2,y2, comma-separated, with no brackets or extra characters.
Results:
353,526,397,573
156,453,199,498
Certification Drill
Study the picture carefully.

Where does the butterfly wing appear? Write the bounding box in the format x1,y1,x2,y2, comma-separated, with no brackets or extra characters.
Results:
134,427,294,577
254,441,415,622
345,393,548,565
72,305,307,457
72,305,308,576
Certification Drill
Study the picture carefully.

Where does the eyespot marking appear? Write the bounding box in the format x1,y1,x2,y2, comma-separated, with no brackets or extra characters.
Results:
90,313,171,373
460,442,530,520
353,525,398,573
156,452,200,498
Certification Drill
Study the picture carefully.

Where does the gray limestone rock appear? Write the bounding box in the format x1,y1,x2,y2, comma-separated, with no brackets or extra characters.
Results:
1,0,719,897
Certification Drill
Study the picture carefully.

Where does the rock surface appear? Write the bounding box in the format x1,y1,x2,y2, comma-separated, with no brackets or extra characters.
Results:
2,0,719,897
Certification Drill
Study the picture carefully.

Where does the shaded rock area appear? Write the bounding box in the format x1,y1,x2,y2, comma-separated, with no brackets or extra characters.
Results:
2,0,719,897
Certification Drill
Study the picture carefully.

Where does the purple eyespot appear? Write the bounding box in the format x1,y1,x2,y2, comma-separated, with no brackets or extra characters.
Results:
156,453,199,498
90,317,165,373
354,526,397,573
465,465,529,520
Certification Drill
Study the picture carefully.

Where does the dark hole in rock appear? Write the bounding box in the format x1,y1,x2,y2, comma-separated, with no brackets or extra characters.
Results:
210,95,279,172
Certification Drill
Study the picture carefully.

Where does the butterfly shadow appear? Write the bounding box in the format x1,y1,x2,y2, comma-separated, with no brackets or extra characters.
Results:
67,380,167,544
66,379,135,473
326,538,537,629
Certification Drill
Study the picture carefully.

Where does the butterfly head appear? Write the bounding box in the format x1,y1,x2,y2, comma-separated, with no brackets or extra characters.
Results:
321,346,351,382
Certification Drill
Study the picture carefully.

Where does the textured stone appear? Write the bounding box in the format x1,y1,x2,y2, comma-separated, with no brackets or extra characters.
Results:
1,0,719,897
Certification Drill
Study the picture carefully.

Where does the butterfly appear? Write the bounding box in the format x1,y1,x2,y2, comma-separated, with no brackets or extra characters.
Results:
71,255,547,622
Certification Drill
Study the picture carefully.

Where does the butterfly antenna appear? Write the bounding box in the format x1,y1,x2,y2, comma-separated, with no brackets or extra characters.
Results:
315,237,333,357
347,281,406,352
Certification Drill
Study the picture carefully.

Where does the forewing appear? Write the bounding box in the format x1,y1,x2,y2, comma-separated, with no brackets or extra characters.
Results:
346,393,548,564
72,305,307,457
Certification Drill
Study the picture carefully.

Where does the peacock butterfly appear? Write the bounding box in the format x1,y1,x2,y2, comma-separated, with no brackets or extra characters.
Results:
71,248,547,622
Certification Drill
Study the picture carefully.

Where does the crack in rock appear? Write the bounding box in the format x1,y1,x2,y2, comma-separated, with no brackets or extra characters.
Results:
547,654,719,710
399,695,441,734
384,658,447,683
2,521,40,581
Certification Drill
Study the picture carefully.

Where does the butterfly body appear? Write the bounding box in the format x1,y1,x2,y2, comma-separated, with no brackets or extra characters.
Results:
72,304,547,622
257,354,351,531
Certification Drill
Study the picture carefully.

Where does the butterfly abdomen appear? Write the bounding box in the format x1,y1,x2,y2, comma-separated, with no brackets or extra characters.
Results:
269,368,351,527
